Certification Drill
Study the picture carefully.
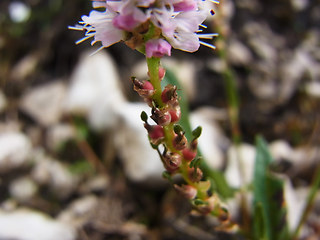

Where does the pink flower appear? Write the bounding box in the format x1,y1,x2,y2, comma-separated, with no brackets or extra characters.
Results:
70,0,219,54
173,0,198,12
145,39,172,58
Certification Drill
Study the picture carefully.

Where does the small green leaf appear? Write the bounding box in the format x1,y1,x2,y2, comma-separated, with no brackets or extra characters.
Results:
173,124,183,134
140,111,148,122
190,157,202,168
192,126,202,139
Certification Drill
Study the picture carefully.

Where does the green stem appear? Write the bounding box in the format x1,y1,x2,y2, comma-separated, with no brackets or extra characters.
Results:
146,57,163,107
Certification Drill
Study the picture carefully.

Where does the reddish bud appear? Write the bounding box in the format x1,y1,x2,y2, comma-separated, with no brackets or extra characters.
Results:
132,77,154,98
159,67,166,80
168,106,181,123
144,124,164,145
151,108,171,126
182,148,197,161
161,84,178,104
174,184,198,199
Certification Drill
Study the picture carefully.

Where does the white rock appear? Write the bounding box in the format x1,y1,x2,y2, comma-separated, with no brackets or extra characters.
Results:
269,140,293,161
9,177,37,202
225,143,256,188
114,103,164,183
0,132,32,173
20,81,67,126
305,81,320,98
189,107,230,170
46,124,76,151
0,208,76,240
65,51,126,130
8,1,31,22
31,152,78,199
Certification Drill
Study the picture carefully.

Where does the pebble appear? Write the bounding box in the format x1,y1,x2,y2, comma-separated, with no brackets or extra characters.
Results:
114,102,165,183
20,81,67,126
9,176,38,202
225,143,256,188
0,132,32,173
65,51,126,130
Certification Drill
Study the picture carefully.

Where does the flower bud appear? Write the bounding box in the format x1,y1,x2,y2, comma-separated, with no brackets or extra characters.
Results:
172,133,188,150
132,77,154,98
161,84,178,104
168,106,181,123
145,39,171,58
195,195,219,215
159,66,166,80
163,152,182,172
151,108,171,126
147,66,166,80
144,123,165,145
182,148,197,161
188,167,203,182
174,184,198,199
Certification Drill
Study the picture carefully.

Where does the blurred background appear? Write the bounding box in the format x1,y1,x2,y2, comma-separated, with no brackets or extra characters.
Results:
0,0,319,239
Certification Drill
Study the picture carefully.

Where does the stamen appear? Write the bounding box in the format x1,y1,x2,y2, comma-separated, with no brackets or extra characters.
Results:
68,26,84,31
75,35,94,44
197,33,219,39
209,0,220,4
199,41,216,50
